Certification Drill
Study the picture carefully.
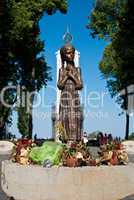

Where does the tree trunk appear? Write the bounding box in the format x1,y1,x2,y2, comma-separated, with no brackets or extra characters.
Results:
125,87,130,140
0,127,6,140
28,96,34,139
0,0,5,16
28,111,33,139
28,63,35,139
125,113,129,140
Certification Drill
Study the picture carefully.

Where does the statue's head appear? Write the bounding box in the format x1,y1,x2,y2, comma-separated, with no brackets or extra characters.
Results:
60,44,75,63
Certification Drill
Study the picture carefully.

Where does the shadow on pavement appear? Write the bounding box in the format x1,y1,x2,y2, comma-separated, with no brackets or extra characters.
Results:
121,194,134,200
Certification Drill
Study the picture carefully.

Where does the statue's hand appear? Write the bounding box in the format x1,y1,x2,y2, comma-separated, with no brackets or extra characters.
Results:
65,70,70,77
68,71,76,79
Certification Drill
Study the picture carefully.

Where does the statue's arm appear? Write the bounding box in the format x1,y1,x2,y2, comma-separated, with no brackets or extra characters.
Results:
76,67,83,90
57,69,68,90
69,68,83,90
78,68,83,89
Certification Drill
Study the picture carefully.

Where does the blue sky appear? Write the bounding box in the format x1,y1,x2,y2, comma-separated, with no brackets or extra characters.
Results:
10,0,133,138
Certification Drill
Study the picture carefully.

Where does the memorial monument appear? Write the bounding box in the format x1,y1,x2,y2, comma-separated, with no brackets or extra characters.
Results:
52,30,84,141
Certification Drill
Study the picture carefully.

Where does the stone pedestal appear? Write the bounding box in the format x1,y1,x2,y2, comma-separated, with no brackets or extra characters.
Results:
0,141,14,200
1,161,134,200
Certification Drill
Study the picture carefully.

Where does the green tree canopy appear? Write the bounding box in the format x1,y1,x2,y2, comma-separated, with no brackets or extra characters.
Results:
88,0,127,40
88,0,134,139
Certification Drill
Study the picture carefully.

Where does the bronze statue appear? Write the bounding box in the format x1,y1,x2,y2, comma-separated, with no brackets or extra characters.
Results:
57,44,83,141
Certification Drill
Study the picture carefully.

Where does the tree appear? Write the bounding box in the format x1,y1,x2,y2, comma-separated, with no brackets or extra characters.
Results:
0,0,17,139
88,0,126,40
128,133,134,140
0,0,68,139
9,0,68,138
88,0,134,139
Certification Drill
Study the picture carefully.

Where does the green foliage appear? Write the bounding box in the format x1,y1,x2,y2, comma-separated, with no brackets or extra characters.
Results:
128,133,134,140
99,0,134,92
9,0,67,41
89,0,134,139
17,106,29,138
89,0,134,96
29,141,64,165
8,0,67,91
0,0,17,138
88,0,127,40
100,44,118,79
